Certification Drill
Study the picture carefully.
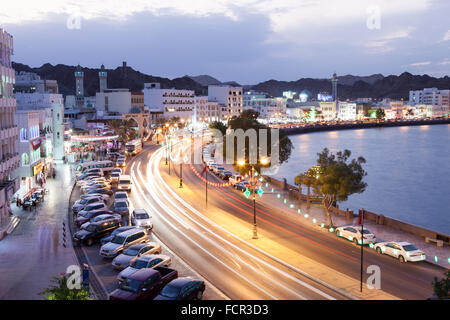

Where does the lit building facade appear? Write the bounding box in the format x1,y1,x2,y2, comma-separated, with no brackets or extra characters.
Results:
337,102,357,121
208,85,242,121
194,96,219,123
0,27,20,232
143,82,194,121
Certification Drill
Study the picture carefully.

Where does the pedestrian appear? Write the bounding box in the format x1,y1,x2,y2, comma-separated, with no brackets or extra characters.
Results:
52,170,56,179
16,196,20,207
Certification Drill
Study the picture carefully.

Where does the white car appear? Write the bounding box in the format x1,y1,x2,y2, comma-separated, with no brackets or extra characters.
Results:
109,172,121,183
335,225,376,245
131,209,153,229
114,191,129,204
80,193,110,202
374,241,426,263
117,254,171,283
229,174,243,185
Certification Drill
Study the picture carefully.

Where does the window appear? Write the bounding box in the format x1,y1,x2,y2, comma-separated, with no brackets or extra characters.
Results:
21,153,29,166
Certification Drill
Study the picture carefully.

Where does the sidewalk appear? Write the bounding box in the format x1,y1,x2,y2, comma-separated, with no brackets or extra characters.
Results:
0,163,79,299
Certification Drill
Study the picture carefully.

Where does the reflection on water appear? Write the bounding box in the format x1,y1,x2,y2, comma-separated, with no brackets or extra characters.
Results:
274,124,450,234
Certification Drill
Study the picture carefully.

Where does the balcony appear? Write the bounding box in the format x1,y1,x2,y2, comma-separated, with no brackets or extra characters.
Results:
0,153,20,173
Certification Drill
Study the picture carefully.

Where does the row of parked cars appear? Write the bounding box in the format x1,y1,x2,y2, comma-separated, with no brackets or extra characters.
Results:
334,225,426,263
72,160,206,300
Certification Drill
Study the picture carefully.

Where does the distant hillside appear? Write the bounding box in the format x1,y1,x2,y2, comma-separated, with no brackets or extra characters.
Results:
13,62,207,97
336,74,384,86
12,62,450,100
250,72,450,100
187,75,221,86
188,74,242,87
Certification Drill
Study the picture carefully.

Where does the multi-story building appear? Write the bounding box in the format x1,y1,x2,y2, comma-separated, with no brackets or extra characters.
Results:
143,82,194,121
0,27,20,233
15,110,43,199
409,88,450,107
319,101,337,121
243,91,286,120
14,92,65,161
194,96,219,123
14,71,58,94
208,85,243,121
337,102,357,121
95,88,132,115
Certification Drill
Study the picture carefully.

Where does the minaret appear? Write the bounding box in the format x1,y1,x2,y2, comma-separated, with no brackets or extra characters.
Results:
99,64,107,92
75,64,84,107
332,72,338,101
75,64,84,97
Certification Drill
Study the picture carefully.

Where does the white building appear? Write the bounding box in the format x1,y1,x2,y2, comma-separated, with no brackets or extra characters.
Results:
319,101,337,121
243,91,286,120
14,92,65,161
0,27,20,233
15,110,43,199
409,88,450,107
143,82,194,121
194,96,219,123
95,89,131,115
208,85,243,121
14,71,58,94
337,102,357,121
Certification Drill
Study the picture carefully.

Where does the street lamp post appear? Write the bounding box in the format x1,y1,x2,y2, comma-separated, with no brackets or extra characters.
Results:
238,158,269,240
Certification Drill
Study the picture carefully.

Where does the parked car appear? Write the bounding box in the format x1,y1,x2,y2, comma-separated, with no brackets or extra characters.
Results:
113,200,130,216
73,219,121,246
118,175,132,192
76,172,101,181
80,212,122,229
77,202,108,218
114,191,129,204
100,228,148,258
112,168,122,174
80,192,110,202
76,176,106,187
72,196,106,214
131,209,153,229
335,225,377,244
235,181,248,192
81,181,111,193
75,208,111,228
110,172,121,183
219,170,233,180
112,242,162,270
109,267,178,300
154,277,206,300
229,175,243,185
117,254,171,283
116,158,126,168
84,187,113,196
214,166,225,175
374,241,426,263
100,226,138,245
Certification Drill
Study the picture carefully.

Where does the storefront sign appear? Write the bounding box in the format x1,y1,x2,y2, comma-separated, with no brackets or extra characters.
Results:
33,161,43,176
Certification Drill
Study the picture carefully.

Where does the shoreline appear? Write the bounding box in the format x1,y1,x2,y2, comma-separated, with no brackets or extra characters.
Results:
270,119,450,244
279,118,450,135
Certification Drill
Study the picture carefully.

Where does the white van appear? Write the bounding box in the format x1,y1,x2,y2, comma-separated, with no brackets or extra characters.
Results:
118,175,132,192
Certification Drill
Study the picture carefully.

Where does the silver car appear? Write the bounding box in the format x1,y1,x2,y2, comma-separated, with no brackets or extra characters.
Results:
131,209,153,230
111,242,162,270
117,254,171,283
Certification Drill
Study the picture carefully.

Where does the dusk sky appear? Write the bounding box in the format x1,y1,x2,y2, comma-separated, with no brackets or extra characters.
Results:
3,0,450,84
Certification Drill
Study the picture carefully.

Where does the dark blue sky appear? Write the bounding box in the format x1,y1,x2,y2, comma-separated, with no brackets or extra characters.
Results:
3,0,450,84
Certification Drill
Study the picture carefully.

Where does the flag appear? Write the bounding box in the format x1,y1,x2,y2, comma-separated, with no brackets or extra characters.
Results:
202,165,207,174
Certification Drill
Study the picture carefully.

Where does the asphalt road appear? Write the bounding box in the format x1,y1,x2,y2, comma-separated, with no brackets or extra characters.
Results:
131,141,445,300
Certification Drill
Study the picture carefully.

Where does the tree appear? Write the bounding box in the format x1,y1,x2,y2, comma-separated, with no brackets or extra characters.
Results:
376,108,385,120
432,270,450,299
39,272,91,300
108,119,137,144
315,148,367,226
294,166,319,210
208,121,227,136
224,110,293,175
